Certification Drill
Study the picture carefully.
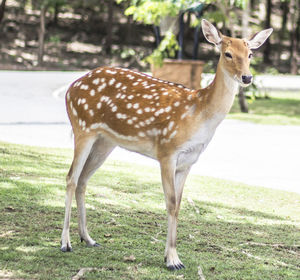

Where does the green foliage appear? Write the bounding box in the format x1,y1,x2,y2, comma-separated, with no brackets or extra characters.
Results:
120,47,136,59
124,1,179,26
119,0,212,66
48,34,61,44
144,31,179,66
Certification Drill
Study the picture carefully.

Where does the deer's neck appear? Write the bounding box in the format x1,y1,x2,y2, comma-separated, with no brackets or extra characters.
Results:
204,61,239,117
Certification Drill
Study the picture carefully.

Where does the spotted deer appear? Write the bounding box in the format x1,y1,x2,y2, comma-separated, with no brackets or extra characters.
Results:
61,19,272,270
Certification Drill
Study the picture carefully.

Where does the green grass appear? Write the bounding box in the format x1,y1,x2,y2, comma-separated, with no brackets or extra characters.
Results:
0,142,299,280
229,92,300,125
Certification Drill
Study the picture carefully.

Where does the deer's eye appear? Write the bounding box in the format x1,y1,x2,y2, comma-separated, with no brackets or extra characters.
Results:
248,53,253,59
225,52,232,59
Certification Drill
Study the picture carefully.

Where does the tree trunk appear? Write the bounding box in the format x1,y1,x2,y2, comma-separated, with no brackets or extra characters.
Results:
125,14,132,45
0,0,7,24
238,87,249,113
53,2,59,26
263,0,272,64
280,1,288,37
238,0,250,113
297,0,300,50
105,0,113,54
38,5,47,66
289,0,299,74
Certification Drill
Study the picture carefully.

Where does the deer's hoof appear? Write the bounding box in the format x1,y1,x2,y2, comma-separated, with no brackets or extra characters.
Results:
167,263,185,270
61,244,72,252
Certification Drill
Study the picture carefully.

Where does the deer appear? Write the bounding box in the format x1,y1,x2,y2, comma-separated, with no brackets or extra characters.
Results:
61,19,272,270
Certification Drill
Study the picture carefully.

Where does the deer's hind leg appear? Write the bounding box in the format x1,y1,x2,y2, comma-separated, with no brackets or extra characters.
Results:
76,136,115,247
61,135,96,252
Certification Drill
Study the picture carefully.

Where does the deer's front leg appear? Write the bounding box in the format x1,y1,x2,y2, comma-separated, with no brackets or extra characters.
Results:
160,159,185,270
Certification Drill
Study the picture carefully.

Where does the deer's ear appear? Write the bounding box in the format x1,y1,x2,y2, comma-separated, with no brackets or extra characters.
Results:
202,19,222,47
247,28,273,49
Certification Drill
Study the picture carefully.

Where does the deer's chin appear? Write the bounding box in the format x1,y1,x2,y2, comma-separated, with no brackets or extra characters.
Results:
240,82,252,88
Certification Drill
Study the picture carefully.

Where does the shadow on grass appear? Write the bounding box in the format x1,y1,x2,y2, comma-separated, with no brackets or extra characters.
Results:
1,187,299,280
1,142,299,279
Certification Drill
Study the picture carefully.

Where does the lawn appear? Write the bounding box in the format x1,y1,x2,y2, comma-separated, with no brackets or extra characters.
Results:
229,92,300,126
0,142,299,280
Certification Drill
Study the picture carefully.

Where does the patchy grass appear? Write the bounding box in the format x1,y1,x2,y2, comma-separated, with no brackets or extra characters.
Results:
0,142,299,280
229,92,300,126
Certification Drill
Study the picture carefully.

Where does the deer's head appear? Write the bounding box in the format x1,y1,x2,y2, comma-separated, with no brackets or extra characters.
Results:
202,19,273,87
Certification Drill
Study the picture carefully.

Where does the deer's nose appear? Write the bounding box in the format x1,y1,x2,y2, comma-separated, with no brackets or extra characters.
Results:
242,75,253,84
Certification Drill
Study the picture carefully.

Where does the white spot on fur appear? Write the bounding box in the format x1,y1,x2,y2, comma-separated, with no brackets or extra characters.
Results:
98,83,106,92
169,130,177,139
112,105,117,112
90,89,95,96
92,78,100,85
137,109,143,114
168,121,174,131
80,84,89,90
116,113,127,119
115,82,122,89
174,101,180,107
72,107,77,116
109,78,116,86
138,131,145,137
97,102,101,109
165,106,171,113
106,69,117,75
84,104,88,110
89,110,94,116
133,103,139,109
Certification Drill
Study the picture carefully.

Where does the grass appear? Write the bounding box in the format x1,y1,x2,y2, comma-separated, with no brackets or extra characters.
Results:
229,92,300,126
0,141,299,280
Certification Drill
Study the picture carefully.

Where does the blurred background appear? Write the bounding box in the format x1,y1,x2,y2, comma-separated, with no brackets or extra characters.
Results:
0,0,299,74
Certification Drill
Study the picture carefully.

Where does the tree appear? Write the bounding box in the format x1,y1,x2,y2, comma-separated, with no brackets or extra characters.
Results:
0,0,6,24
238,0,250,113
35,0,67,65
263,0,272,64
105,0,114,54
38,3,48,65
289,0,300,74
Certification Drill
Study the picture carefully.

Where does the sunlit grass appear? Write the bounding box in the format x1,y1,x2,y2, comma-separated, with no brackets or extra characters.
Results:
229,91,300,125
0,142,299,279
